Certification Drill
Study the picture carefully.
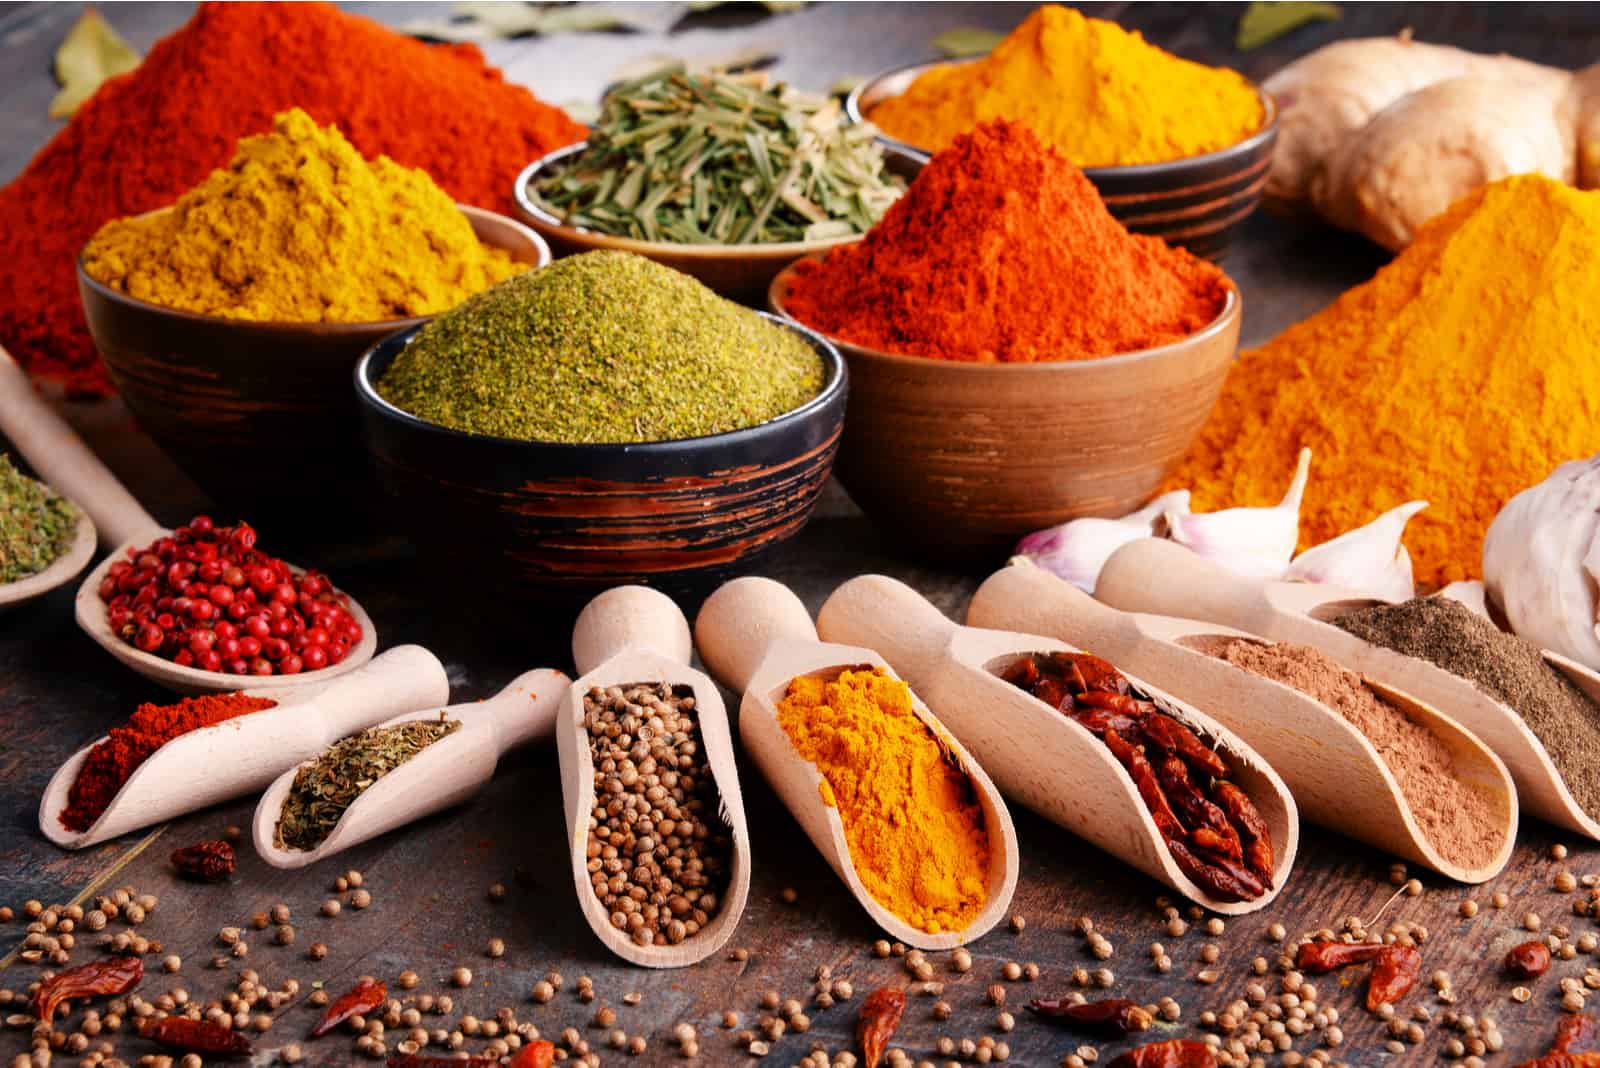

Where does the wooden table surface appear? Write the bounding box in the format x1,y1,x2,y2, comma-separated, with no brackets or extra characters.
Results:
3,4,1600,1066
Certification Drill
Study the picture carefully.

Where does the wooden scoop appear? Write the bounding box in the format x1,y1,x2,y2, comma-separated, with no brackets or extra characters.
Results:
1097,538,1591,837
816,574,1299,913
40,645,449,850
695,576,1019,949
559,585,751,968
971,561,1518,882
0,345,376,693
254,667,568,869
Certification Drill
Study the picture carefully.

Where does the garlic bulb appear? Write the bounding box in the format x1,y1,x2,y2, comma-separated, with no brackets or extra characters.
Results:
1286,500,1426,602
1483,455,1600,670
1013,490,1191,593
1165,448,1311,582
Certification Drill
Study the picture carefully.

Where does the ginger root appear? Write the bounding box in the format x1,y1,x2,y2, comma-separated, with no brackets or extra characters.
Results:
1265,34,1588,250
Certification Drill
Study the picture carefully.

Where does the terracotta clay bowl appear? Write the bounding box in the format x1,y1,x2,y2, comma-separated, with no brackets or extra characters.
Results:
769,264,1240,564
847,59,1279,260
77,206,550,524
352,314,847,604
512,143,922,302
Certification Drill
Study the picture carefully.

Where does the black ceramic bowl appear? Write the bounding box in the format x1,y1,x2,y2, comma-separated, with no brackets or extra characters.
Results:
848,59,1279,261
353,314,847,602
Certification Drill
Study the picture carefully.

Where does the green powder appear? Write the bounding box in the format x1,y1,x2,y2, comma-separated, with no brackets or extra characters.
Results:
0,454,77,583
375,251,825,444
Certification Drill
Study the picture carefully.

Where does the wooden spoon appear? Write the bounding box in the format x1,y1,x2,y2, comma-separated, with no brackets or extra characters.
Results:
970,561,1518,882
254,667,569,869
559,585,751,968
695,576,1019,949
816,574,1299,913
40,645,449,850
1096,538,1595,837
0,345,377,693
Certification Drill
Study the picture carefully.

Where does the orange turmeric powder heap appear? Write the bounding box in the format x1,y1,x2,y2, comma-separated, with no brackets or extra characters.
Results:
775,668,990,934
1170,175,1600,587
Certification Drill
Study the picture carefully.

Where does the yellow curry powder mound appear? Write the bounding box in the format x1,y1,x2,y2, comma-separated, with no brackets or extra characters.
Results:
82,108,523,323
869,5,1263,167
776,668,990,934
1171,174,1600,587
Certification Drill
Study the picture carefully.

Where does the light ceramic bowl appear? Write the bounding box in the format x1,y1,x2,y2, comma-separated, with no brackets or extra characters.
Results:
512,143,922,301
78,206,549,522
847,59,1279,260
769,263,1241,564
353,313,847,604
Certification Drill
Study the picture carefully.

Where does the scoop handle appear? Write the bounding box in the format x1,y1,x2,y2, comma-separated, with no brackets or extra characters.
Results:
815,574,959,681
572,586,693,676
0,345,163,547
308,645,452,743
483,667,570,752
968,562,1140,654
694,576,819,693
1096,538,1273,632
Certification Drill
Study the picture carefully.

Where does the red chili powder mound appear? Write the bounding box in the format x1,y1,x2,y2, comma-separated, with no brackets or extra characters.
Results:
0,2,584,395
782,119,1231,363
61,693,278,831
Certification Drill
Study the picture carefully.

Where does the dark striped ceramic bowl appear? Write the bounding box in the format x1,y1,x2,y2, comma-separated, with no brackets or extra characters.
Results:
353,314,847,603
847,59,1278,261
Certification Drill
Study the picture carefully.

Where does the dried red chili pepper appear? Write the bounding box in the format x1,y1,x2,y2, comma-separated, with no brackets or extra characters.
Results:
1212,781,1274,883
508,1041,556,1068
1157,755,1242,859
1507,940,1554,979
1163,835,1265,902
388,1059,502,1068
140,1017,253,1056
1109,1038,1219,1068
1104,728,1183,838
1555,1015,1600,1054
1515,1056,1600,1068
1294,941,1387,974
1027,997,1153,1034
856,987,905,1068
170,840,236,882
311,977,388,1038
33,956,143,1024
1367,944,1422,1010
1134,709,1228,778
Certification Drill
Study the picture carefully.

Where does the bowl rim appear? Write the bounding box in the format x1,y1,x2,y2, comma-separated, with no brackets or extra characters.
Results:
76,204,551,334
844,56,1279,176
353,309,848,455
511,141,920,260
769,259,1240,374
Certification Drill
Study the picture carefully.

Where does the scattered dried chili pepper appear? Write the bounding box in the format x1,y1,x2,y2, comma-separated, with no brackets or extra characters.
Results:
1367,944,1422,1010
33,956,143,1024
1555,1015,1600,1055
856,987,906,1068
1027,996,1153,1034
508,1041,557,1068
1109,1038,1220,1068
140,1016,253,1056
1507,940,1554,979
1294,940,1387,974
388,1057,503,1068
1515,1056,1600,1068
312,977,388,1038
1000,650,1274,900
170,839,236,882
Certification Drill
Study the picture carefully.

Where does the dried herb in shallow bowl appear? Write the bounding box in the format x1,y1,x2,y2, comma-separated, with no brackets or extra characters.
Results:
531,67,904,246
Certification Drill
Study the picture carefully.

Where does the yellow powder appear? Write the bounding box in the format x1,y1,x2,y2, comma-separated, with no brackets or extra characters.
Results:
82,108,523,323
775,669,990,934
869,6,1264,167
1170,175,1600,586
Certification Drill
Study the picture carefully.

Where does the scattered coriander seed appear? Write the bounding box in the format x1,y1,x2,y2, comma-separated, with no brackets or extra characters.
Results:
933,1001,952,1021
996,1011,1014,1032
987,984,1006,1006
1554,844,1570,860
487,938,505,959
1525,913,1543,932
760,991,780,1011
1459,900,1478,919
162,955,181,973
532,982,554,1004
350,889,372,910
488,883,507,902
1558,872,1579,893
629,1036,647,1055
308,943,327,962
398,971,418,990
873,940,891,959
1001,962,1021,981
1267,923,1286,942
321,900,341,918
451,967,472,988
274,925,294,946
722,1012,739,1029
1492,892,1509,909
1205,918,1225,936
781,888,798,905
1010,915,1026,934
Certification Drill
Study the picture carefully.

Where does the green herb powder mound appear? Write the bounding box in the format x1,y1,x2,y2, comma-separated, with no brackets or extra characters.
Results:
0,454,77,583
376,251,825,444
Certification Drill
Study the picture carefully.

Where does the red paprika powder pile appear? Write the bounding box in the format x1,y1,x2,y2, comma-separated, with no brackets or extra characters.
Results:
61,693,277,831
0,2,584,395
782,119,1231,363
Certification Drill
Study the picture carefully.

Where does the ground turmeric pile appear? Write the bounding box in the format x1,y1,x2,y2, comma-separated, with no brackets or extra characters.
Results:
869,6,1264,166
82,108,523,323
776,668,990,934
1170,174,1600,587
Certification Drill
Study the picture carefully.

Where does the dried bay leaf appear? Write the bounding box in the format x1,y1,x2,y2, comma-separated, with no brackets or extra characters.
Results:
930,26,1004,58
1236,1,1342,50
50,8,141,119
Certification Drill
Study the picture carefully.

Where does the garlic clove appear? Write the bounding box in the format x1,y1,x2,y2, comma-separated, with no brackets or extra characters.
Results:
1434,580,1491,621
1165,448,1311,582
1286,500,1427,602
1014,490,1191,593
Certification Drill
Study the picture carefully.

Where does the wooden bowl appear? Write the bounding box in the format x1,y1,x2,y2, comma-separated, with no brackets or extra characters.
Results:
847,59,1279,260
352,313,847,603
77,206,550,523
769,265,1240,564
512,143,921,302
